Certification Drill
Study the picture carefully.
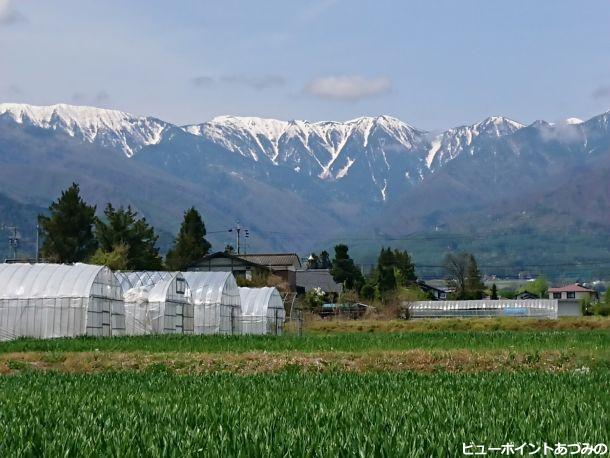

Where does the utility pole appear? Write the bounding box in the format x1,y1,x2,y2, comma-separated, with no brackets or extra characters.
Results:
228,222,249,255
35,222,40,263
8,226,19,260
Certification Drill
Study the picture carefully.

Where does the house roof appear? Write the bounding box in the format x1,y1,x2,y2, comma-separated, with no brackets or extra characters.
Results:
191,251,269,270
238,253,302,269
296,269,342,293
548,283,596,293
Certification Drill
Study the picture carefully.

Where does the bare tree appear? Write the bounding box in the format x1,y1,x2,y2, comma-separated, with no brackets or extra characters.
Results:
443,252,470,299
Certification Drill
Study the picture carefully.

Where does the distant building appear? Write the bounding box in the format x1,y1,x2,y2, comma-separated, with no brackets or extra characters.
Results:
547,283,598,317
296,269,342,295
417,280,451,300
548,284,597,301
515,291,538,300
190,252,301,291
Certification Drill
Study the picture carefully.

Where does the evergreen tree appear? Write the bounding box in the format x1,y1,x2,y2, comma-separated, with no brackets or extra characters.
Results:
490,283,498,300
89,242,130,271
94,204,163,270
306,253,320,269
330,244,364,291
319,250,332,269
38,183,97,263
165,207,211,271
465,254,485,299
393,249,417,286
224,244,235,254
377,247,397,294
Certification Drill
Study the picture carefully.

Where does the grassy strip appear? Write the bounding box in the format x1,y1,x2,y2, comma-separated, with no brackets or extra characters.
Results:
0,349,605,375
303,316,610,333
0,371,607,456
1,330,609,354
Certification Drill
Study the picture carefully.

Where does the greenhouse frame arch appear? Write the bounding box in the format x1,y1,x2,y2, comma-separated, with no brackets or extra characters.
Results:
183,271,242,335
114,271,193,335
0,263,125,341
239,287,285,335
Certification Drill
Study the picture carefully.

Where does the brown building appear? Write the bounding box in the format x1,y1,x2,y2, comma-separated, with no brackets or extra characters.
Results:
190,252,301,291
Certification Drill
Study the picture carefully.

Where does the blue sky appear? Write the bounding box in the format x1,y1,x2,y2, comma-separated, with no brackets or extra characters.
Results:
1,0,609,129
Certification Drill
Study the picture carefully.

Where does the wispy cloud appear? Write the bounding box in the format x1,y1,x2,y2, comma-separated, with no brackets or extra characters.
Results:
7,84,22,95
190,74,285,91
592,85,610,100
305,75,392,101
0,0,26,26
71,90,112,106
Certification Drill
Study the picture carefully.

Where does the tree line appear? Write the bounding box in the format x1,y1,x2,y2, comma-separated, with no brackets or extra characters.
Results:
38,183,211,271
318,244,486,302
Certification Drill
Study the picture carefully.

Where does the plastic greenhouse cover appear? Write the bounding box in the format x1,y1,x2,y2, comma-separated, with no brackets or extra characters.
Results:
238,287,284,316
0,263,111,299
182,271,239,306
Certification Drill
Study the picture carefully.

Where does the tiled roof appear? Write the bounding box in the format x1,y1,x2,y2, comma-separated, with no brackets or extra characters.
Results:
296,269,342,293
548,283,596,293
238,253,302,269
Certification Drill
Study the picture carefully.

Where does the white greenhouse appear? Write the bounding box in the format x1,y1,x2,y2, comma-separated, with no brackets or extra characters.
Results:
114,271,193,335
0,263,125,341
182,271,242,335
407,299,558,319
239,287,285,335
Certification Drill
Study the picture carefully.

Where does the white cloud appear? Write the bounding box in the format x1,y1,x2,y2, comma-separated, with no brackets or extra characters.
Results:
305,75,391,101
191,74,285,90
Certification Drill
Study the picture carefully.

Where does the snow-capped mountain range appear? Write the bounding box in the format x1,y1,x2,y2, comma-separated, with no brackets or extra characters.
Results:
1,102,610,257
4,102,607,202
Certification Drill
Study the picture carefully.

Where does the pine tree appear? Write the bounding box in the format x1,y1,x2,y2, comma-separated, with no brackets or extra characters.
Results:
165,207,211,271
306,253,320,269
319,250,332,269
330,244,364,291
377,247,397,294
38,183,97,263
465,254,485,299
393,249,417,286
94,204,163,270
491,283,498,300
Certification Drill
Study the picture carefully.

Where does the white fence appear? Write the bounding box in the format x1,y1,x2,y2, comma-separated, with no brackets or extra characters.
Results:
406,299,558,319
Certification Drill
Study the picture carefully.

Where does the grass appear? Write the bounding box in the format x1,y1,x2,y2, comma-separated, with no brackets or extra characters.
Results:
0,330,609,355
0,371,607,457
303,316,610,333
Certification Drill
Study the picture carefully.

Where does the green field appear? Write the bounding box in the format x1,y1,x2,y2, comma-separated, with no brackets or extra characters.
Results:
1,330,609,354
0,371,608,457
1,322,609,456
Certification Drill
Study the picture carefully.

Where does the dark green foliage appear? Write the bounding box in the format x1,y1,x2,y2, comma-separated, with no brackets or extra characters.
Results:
38,183,97,263
307,250,332,269
360,283,375,300
94,204,163,270
319,250,332,269
330,244,364,291
306,253,320,269
465,254,485,299
0,371,608,456
490,283,498,300
444,252,485,299
165,207,211,271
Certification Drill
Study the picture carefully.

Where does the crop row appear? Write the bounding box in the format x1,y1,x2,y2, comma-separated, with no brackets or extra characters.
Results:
1,330,609,354
0,371,608,456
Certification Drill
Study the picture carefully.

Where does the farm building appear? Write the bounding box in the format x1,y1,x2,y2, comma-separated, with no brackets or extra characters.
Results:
547,284,598,317
191,252,301,291
406,299,558,319
182,271,242,335
238,287,285,335
0,263,125,341
114,271,193,335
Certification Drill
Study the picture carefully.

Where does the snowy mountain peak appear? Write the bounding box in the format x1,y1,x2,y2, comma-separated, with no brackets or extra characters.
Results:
425,116,525,169
0,103,168,156
564,117,584,125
